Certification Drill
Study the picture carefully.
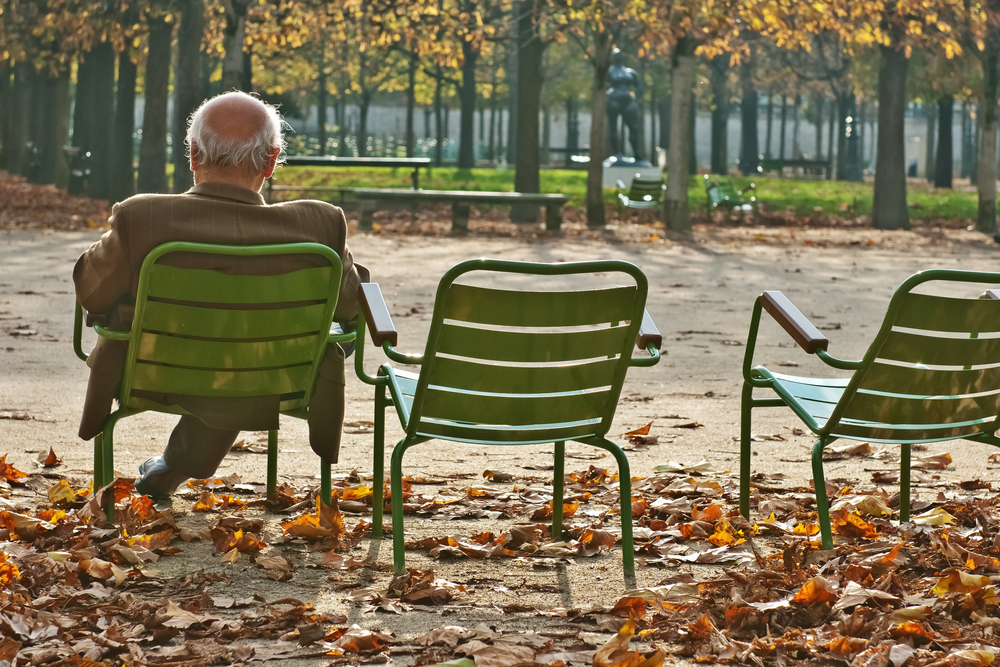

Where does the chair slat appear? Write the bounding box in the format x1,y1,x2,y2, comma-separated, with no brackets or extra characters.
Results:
444,284,637,326
841,390,1000,425
136,332,319,369
129,363,312,396
769,372,848,403
426,357,621,394
141,302,328,339
861,362,1000,396
436,323,630,363
894,292,1000,333
420,387,611,426
415,419,600,445
831,420,991,444
147,264,334,303
877,331,1000,366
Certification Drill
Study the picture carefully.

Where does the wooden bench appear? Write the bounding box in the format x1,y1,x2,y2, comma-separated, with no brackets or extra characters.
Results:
265,156,432,203
354,188,569,232
758,158,829,179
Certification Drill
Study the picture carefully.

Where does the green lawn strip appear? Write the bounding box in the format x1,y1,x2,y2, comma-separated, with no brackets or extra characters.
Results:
273,167,982,220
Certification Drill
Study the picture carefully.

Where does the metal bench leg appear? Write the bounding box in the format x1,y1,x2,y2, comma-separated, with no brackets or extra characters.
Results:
545,204,563,231
452,202,470,232
358,201,375,231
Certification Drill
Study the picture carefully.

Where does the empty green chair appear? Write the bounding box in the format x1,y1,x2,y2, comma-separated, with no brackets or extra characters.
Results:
73,242,355,509
704,175,755,214
353,259,662,574
740,270,1000,549
616,175,666,210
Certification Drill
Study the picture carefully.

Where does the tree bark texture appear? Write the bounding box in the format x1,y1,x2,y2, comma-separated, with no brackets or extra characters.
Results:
433,75,443,166
70,53,96,194
406,51,416,157
778,95,787,160
813,95,822,159
88,42,117,199
935,95,953,188
4,64,31,174
513,0,544,221
358,93,371,157
458,40,479,169
222,0,248,92
173,0,205,193
317,59,328,156
710,55,728,175
0,62,8,170
740,62,758,176
506,43,517,164
138,12,172,193
925,103,936,182
764,98,773,158
835,91,849,180
962,104,973,179
665,41,697,231
827,100,836,180
541,104,550,166
977,45,999,233
792,95,801,159
871,45,909,230
585,29,611,228
110,47,137,203
659,95,671,154
844,95,863,182
31,68,71,186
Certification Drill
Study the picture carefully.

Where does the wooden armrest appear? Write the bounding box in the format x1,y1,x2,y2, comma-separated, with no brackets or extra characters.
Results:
636,309,662,351
761,291,828,354
984,289,1000,300
85,310,106,327
359,283,398,347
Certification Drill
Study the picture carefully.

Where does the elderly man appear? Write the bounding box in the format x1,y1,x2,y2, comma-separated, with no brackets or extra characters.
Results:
74,91,368,501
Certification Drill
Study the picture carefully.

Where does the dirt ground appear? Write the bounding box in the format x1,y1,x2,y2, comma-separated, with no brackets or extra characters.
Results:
4,216,1000,664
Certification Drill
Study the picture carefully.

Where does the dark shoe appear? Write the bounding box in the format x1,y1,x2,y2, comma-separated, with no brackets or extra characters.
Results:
134,457,186,505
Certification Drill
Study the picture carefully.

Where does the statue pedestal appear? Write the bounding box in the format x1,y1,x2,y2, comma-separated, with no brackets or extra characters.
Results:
602,157,661,189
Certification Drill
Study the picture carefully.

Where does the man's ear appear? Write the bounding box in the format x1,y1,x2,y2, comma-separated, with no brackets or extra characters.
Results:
189,143,201,171
263,147,280,179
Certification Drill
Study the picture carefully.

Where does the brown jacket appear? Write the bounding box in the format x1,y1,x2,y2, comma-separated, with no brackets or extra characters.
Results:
74,182,368,460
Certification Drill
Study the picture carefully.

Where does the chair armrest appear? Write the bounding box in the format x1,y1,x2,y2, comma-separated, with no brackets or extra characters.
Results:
359,283,398,347
760,290,828,354
636,309,662,351
85,310,107,327
984,289,1000,300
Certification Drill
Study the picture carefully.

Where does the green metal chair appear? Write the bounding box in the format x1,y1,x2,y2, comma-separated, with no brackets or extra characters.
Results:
741,270,1000,550
73,242,355,510
616,175,666,210
353,259,662,575
704,175,755,214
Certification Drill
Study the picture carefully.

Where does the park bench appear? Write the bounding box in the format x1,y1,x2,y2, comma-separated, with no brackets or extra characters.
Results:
353,188,569,231
265,156,431,203
759,158,829,179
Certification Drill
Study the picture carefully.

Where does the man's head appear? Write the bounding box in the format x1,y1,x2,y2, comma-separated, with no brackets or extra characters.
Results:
186,91,285,191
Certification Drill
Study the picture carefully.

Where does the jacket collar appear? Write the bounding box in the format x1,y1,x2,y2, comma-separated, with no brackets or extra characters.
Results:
188,182,266,206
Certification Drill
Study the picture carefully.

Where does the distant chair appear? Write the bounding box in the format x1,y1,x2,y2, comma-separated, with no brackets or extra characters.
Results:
616,175,666,210
704,175,756,214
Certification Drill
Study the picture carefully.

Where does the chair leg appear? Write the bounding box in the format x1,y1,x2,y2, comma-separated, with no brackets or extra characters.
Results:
390,438,414,574
93,433,105,491
321,458,332,505
596,439,635,575
372,385,388,537
739,382,753,520
811,437,834,550
899,443,911,523
551,441,565,539
267,430,278,502
100,413,119,519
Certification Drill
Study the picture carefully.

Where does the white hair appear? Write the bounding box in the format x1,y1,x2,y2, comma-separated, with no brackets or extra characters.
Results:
185,91,287,173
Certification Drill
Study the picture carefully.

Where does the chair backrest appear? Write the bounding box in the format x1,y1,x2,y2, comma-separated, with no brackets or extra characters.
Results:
828,270,1000,443
704,178,726,207
405,259,649,445
120,242,343,413
627,177,665,203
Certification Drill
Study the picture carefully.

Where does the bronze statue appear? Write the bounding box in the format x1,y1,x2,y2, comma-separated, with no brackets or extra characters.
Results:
606,48,649,166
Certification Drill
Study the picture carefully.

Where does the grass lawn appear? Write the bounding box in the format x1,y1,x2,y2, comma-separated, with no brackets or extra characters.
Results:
273,166,984,220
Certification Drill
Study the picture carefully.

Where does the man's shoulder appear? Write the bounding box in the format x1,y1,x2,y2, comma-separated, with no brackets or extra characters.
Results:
114,192,186,212
267,198,344,217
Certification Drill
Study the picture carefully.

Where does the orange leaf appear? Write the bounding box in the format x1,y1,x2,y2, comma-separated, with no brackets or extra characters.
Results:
625,422,652,437
193,492,217,512
0,454,27,483
831,509,879,539
692,504,723,522
40,447,60,468
0,552,19,589
611,596,648,620
792,576,838,605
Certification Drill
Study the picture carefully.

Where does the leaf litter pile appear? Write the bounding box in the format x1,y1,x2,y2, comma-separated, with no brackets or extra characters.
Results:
0,172,110,232
2,426,1000,666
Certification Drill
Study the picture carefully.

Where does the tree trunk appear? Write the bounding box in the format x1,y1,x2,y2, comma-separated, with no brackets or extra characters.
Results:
971,105,980,184
585,29,611,228
935,95,953,188
710,54,728,175
458,40,478,169
479,106,485,143
497,106,504,160
433,74,443,166
835,91,848,180
856,99,865,164
87,43,117,199
317,57,327,156
739,60,758,176
689,93,697,174
337,98,349,156
764,97,773,158
565,96,578,167
659,95,671,153
241,49,252,92
406,51,416,157
222,0,248,92
70,53,96,194
541,104,550,167
962,104,972,179
358,93,370,157
792,95,801,159
778,95,787,160
649,87,657,160
977,46,999,233
0,61,9,170
925,103,936,182
664,40,697,231
871,45,909,230
513,0,544,221
845,95,863,182
814,95,822,159
488,95,496,161
4,64,31,174
110,46,137,203
173,0,204,194
31,68,71,186
827,98,836,179
138,11,172,194
506,42,517,165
